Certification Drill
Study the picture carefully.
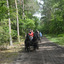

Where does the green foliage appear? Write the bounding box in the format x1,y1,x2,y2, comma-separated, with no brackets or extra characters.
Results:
40,0,64,34
11,30,17,39
0,20,9,44
26,18,35,29
0,1,8,20
44,34,64,46
24,0,39,13
58,34,64,37
19,18,35,35
0,0,40,45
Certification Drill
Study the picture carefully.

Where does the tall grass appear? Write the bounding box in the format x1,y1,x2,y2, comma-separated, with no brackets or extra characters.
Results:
44,34,64,46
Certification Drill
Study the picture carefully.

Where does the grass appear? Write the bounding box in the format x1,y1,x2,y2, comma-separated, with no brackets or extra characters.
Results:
44,34,64,46
0,41,24,64
0,52,18,63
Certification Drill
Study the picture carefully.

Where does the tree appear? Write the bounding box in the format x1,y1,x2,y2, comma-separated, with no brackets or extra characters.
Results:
15,0,20,42
0,0,40,45
22,0,25,19
7,0,12,45
40,0,64,34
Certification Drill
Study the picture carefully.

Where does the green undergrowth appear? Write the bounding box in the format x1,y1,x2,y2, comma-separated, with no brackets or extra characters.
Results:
44,34,64,46
0,41,24,63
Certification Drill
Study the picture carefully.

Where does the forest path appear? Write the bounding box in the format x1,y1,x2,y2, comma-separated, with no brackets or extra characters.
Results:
12,36,64,64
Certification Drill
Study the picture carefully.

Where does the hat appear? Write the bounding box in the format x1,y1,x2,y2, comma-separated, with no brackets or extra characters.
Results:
29,29,31,31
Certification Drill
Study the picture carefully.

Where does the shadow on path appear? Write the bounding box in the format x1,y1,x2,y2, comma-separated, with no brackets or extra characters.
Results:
12,36,64,64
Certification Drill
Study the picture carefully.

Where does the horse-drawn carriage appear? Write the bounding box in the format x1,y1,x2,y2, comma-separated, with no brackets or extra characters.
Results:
24,32,39,52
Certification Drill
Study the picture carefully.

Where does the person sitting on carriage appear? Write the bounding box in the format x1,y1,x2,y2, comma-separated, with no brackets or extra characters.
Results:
28,29,34,41
39,32,42,38
35,29,40,37
35,29,38,34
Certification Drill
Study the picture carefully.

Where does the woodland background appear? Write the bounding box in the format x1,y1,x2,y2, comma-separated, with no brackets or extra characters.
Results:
0,0,64,46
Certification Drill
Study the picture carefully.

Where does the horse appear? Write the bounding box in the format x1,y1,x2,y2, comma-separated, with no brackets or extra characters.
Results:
32,32,39,50
25,33,39,52
35,32,41,43
25,33,31,51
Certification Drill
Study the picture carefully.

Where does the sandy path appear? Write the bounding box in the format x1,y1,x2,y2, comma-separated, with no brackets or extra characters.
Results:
11,36,64,64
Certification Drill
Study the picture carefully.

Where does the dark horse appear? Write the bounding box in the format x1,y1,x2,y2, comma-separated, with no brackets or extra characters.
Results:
35,31,41,43
25,33,39,52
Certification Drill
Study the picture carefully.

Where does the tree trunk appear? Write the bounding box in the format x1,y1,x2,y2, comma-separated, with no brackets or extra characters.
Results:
22,0,26,37
7,0,12,45
22,0,25,19
15,0,20,42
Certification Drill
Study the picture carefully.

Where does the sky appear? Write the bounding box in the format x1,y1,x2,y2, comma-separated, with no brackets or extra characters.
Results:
37,0,44,4
33,0,44,19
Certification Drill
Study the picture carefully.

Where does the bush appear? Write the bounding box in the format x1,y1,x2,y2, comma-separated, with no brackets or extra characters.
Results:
58,34,64,37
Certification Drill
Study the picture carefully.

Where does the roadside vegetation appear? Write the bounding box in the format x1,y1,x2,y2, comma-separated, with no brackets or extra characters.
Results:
44,34,64,46
0,0,40,47
40,0,64,47
0,42,24,63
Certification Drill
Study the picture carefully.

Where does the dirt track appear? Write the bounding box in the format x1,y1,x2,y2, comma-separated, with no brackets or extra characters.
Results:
12,36,64,64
